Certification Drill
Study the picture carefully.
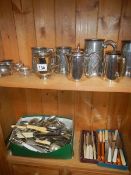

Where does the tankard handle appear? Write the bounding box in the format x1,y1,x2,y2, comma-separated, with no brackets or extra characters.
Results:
103,40,117,52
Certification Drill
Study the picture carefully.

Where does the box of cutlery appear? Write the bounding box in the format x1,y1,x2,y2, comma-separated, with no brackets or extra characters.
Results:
96,129,128,170
80,130,98,163
8,115,74,159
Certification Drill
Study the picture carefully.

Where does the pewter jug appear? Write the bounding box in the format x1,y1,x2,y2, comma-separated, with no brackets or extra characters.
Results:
67,45,85,81
56,47,72,74
122,40,131,77
84,39,116,77
104,51,125,81
32,47,54,79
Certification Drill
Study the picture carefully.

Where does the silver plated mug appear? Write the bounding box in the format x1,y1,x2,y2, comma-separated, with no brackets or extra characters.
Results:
55,47,72,74
84,39,116,77
122,40,131,77
104,51,126,81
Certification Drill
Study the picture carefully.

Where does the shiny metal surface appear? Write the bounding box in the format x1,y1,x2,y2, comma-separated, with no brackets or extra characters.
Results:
84,39,116,77
122,40,131,77
104,52,126,81
32,47,55,79
67,45,86,81
56,47,72,74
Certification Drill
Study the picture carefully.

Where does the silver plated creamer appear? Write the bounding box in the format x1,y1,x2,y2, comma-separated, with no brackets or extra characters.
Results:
84,39,116,77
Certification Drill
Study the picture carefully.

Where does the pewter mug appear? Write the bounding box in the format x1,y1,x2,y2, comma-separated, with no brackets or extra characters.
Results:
104,52,126,81
32,47,54,79
67,45,85,81
55,47,72,74
122,40,131,77
84,39,116,77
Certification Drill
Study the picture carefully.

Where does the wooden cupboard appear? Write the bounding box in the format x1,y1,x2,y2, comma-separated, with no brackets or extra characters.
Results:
0,0,131,175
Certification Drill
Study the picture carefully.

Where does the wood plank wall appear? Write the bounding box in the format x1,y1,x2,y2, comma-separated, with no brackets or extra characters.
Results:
0,87,129,139
0,0,131,66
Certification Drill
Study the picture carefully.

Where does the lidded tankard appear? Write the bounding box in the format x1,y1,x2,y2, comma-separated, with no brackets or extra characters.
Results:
84,39,116,77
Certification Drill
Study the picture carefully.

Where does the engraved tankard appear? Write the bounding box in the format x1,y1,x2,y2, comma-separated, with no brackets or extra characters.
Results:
84,39,116,77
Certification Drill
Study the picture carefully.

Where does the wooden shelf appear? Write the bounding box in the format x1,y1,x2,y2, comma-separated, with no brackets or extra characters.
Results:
0,73,131,93
7,132,129,175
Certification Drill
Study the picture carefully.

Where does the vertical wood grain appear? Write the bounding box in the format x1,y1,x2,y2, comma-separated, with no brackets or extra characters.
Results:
8,88,27,119
0,125,10,175
97,0,122,44
42,90,58,115
75,92,92,131
0,88,16,139
0,32,4,59
106,93,129,129
12,0,36,66
33,0,55,48
91,92,109,130
55,0,76,47
0,0,19,61
25,89,43,115
76,0,99,48
58,91,75,118
118,0,131,49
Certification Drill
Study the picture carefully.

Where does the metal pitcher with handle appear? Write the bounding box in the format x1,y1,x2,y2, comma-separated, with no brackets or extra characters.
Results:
55,47,72,74
104,51,126,81
122,40,131,77
84,39,116,77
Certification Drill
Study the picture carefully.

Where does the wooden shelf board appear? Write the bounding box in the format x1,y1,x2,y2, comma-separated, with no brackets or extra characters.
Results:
7,132,129,175
0,73,131,93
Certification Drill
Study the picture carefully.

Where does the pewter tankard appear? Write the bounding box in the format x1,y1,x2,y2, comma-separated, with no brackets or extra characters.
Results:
104,51,126,81
122,40,131,77
84,39,116,77
56,47,72,74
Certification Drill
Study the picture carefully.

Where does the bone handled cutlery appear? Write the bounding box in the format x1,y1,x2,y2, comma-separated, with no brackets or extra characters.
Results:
105,130,109,162
91,131,96,159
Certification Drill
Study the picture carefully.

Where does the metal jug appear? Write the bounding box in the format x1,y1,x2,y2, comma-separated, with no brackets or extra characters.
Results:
104,51,126,81
122,40,131,77
84,39,116,77
55,47,72,74
67,45,85,81
32,47,54,79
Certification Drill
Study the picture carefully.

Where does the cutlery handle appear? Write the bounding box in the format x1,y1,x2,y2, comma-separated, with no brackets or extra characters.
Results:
97,142,101,161
120,149,126,166
101,142,105,161
117,151,122,165
107,147,112,163
112,148,118,163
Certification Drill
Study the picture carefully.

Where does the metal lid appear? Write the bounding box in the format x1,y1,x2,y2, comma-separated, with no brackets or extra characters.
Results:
72,44,84,56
